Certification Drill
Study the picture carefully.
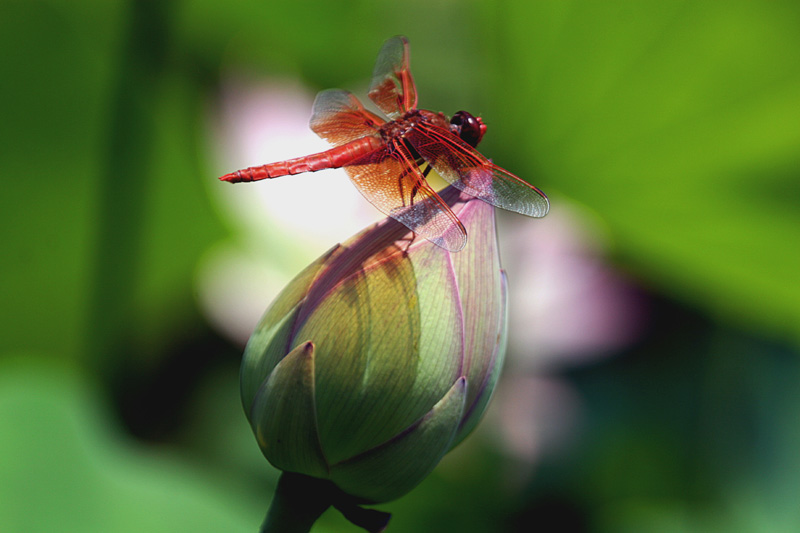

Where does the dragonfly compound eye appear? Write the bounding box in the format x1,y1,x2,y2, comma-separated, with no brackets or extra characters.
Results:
450,111,484,147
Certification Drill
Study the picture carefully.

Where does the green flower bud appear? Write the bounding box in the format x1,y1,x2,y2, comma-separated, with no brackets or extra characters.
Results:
241,185,507,504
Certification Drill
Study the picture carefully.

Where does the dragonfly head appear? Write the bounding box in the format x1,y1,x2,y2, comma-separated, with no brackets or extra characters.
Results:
450,111,486,148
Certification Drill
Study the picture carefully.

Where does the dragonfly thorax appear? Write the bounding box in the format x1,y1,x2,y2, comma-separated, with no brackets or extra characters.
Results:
380,109,452,161
380,108,481,148
379,109,447,140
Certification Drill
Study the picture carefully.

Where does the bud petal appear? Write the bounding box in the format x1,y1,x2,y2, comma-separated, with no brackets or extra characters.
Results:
454,271,509,446
448,194,507,445
250,341,327,478
331,377,467,502
241,251,334,412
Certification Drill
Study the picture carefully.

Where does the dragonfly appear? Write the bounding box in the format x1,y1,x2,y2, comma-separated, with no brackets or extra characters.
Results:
220,36,549,251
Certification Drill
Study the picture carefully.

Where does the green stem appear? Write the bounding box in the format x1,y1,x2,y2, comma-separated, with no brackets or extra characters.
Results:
260,472,391,532
260,473,333,533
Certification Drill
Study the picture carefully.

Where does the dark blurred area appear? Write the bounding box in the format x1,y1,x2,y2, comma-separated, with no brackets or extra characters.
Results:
1,0,798,531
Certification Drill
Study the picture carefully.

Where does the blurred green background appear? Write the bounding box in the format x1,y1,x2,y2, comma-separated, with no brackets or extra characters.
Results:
2,0,799,531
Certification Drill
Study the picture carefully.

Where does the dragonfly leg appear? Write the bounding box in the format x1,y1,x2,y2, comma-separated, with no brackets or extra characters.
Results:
397,233,416,255
394,160,429,208
396,165,414,208
408,161,431,207
420,162,433,178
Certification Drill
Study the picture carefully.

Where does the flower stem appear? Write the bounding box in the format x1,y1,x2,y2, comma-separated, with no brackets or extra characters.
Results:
260,472,391,532
260,473,333,533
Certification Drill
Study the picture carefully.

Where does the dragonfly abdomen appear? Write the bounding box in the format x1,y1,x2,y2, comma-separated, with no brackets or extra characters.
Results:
220,136,383,183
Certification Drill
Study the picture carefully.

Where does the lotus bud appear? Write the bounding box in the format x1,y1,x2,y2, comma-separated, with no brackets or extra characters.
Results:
241,185,507,528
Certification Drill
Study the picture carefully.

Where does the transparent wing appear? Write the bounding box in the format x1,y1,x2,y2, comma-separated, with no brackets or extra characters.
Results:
310,89,385,147
368,35,418,119
405,123,550,218
343,139,467,251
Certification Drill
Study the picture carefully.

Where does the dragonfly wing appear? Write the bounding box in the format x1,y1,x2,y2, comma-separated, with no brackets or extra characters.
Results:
368,36,417,119
310,89,385,147
406,123,550,218
343,140,467,251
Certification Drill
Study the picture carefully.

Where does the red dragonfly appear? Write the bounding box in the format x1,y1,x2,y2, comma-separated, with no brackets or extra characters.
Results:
221,36,549,251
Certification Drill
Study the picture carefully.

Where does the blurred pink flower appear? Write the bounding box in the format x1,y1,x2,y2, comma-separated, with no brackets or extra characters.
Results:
213,75,383,246
500,202,644,369
199,77,382,343
490,375,581,471
486,201,645,470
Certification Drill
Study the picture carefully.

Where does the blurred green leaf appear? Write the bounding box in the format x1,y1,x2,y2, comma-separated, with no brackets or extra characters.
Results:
0,0,228,366
0,357,258,532
489,0,800,343
561,321,800,532
0,0,124,360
